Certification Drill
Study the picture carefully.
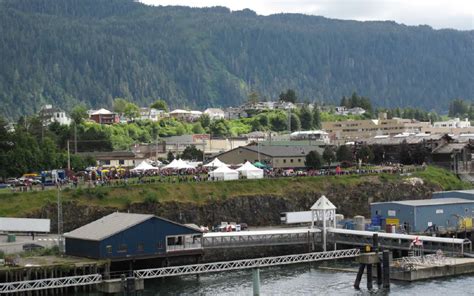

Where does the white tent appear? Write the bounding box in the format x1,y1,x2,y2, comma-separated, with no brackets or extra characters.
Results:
130,161,158,172
236,161,264,179
204,158,228,168
209,165,239,181
162,159,196,170
175,159,196,170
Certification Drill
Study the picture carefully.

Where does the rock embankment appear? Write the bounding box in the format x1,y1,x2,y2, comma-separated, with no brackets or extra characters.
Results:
30,177,440,232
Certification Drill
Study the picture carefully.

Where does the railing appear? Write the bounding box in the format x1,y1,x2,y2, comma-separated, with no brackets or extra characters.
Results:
202,231,317,248
134,248,360,279
167,243,202,252
0,274,102,294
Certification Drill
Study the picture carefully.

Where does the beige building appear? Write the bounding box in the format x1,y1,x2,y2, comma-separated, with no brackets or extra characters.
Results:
215,145,324,169
322,114,430,142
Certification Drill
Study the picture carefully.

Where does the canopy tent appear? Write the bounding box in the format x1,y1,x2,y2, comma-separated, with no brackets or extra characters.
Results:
253,161,268,169
204,158,228,168
162,159,196,170
209,165,239,181
236,161,264,179
130,161,158,172
162,159,179,170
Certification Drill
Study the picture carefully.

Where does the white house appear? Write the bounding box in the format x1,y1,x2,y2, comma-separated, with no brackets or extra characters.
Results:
139,107,165,122
204,108,225,120
434,118,471,129
38,105,72,126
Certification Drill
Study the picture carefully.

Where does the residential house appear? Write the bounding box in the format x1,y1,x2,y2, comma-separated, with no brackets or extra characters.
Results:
139,108,165,122
204,108,225,120
38,105,72,126
169,109,202,122
89,108,120,125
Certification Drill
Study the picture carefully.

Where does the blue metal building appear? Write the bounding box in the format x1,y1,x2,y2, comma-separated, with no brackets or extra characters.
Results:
432,190,474,200
64,212,203,260
370,198,474,233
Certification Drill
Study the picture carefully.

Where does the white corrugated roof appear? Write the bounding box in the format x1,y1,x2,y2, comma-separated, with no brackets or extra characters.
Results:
64,212,154,241
0,218,50,232
372,198,474,207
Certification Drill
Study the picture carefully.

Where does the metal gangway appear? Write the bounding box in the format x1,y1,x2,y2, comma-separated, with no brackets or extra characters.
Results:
135,248,359,279
327,228,472,255
0,249,359,294
0,274,102,294
202,228,320,249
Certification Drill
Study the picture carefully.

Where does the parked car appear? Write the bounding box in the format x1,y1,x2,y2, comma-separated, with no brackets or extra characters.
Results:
5,178,19,185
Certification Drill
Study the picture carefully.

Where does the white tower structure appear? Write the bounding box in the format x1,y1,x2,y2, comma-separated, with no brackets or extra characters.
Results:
311,195,337,251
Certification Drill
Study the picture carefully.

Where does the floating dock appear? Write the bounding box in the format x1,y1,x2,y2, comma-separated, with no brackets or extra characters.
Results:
391,257,474,281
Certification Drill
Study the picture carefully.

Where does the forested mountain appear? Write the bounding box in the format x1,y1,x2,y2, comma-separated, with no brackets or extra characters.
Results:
0,0,473,119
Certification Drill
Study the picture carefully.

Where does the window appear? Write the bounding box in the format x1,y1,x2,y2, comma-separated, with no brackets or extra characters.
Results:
290,159,294,163
105,160,111,165
119,160,125,165
106,245,112,254
283,159,287,163
298,159,301,162
117,244,127,253
137,243,144,252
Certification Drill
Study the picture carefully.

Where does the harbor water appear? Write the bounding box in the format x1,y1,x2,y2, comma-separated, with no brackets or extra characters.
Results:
85,261,474,295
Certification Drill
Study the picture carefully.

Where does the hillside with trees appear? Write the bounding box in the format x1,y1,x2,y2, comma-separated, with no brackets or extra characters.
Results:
1,0,473,119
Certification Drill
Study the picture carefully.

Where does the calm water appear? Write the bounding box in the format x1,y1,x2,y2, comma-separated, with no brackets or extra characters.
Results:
87,262,474,295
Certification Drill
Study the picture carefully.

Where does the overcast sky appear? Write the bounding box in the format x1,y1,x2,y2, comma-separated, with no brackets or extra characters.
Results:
140,0,474,30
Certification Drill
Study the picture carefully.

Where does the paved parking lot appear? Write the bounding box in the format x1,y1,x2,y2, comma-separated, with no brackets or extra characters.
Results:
0,234,60,254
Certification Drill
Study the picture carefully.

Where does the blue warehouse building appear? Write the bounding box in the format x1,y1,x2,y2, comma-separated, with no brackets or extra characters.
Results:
64,212,203,260
371,198,474,233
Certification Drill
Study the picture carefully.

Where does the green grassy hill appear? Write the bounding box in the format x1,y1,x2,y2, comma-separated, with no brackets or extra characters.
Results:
0,166,469,218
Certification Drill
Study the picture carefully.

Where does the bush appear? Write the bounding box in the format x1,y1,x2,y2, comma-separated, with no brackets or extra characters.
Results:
144,192,157,204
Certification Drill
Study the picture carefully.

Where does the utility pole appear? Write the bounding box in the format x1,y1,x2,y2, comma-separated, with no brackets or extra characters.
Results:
57,188,64,253
288,109,291,133
155,134,159,163
67,140,71,171
74,123,78,154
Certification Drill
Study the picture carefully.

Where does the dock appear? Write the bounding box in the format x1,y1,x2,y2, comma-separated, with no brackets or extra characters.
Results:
391,257,474,281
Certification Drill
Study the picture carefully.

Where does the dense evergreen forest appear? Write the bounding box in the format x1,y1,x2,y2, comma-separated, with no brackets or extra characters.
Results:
0,0,473,119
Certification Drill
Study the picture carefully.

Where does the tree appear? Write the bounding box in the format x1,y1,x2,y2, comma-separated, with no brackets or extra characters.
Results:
70,105,88,124
167,151,175,162
113,98,128,114
124,102,140,120
209,119,231,137
356,144,374,164
372,144,385,164
279,89,297,103
399,141,412,165
336,145,353,163
247,91,260,105
305,150,323,169
180,145,203,161
150,99,169,112
192,122,205,134
299,105,313,130
322,146,335,167
312,108,321,129
199,114,211,128
269,112,288,131
290,113,301,132
449,99,470,117
411,144,429,165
